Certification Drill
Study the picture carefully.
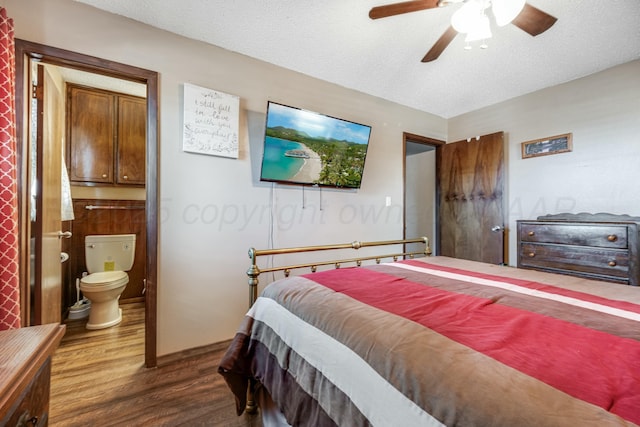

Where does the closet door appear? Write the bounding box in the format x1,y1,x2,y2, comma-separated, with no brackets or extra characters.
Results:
438,131,505,264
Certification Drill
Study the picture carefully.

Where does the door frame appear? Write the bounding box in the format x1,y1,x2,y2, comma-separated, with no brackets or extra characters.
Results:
15,39,159,367
402,132,444,255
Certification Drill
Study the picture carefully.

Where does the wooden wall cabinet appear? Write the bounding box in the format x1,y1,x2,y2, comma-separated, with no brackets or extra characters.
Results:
67,84,145,186
517,213,640,286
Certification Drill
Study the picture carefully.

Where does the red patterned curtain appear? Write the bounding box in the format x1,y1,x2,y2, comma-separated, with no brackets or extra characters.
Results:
0,7,20,330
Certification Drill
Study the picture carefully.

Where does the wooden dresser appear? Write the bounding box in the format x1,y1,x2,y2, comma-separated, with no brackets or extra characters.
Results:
517,213,640,286
0,324,65,426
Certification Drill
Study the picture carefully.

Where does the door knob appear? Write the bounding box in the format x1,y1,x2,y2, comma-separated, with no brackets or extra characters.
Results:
58,231,72,239
491,225,504,233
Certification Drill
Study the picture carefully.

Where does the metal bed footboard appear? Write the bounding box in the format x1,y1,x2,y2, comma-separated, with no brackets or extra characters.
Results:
246,236,431,307
243,236,430,414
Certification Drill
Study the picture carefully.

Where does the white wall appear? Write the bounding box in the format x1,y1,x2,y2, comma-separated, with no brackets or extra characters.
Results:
448,60,640,265
405,146,436,253
7,0,446,355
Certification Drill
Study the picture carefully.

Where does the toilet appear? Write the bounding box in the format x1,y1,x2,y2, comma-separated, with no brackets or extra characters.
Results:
80,234,136,330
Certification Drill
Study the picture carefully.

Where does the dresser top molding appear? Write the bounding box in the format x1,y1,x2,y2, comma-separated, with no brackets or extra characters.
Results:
536,212,640,223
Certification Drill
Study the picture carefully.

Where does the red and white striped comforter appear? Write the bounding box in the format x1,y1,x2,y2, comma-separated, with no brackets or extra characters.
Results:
219,256,640,426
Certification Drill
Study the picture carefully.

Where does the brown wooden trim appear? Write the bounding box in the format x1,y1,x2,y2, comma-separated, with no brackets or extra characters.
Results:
403,132,445,146
15,39,159,368
14,39,29,327
15,40,154,84
402,132,445,255
144,64,159,369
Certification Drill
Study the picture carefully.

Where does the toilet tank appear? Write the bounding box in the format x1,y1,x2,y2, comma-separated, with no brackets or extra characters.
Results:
85,234,136,273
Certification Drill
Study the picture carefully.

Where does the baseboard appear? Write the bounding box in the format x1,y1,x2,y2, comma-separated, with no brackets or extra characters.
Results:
121,297,145,305
156,339,233,367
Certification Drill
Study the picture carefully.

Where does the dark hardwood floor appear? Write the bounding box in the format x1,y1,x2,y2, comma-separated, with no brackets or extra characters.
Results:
50,303,262,426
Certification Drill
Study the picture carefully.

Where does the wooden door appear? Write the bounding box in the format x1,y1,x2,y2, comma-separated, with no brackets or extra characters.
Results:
33,64,65,324
438,132,505,264
117,95,146,185
67,85,115,184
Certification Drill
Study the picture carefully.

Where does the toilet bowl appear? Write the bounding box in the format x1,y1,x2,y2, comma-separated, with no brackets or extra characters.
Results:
79,234,136,330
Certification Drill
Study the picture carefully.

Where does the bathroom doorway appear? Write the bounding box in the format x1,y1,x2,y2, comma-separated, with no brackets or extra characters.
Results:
15,39,159,367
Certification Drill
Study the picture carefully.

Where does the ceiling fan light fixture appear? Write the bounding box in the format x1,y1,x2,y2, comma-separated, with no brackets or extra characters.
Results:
451,0,483,34
369,0,557,62
491,0,526,26
463,13,492,42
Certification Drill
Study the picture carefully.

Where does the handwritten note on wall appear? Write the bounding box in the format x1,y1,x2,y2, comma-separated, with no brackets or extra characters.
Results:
182,83,239,158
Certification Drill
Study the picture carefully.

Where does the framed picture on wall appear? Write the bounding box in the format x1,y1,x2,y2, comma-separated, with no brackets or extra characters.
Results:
521,133,573,159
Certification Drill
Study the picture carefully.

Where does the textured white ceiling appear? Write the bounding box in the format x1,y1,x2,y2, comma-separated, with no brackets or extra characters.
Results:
74,0,640,118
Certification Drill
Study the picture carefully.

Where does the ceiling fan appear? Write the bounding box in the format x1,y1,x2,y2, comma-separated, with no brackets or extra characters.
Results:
369,0,557,62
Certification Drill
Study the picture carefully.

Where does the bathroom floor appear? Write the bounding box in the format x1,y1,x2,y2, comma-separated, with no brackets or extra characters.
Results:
49,303,261,426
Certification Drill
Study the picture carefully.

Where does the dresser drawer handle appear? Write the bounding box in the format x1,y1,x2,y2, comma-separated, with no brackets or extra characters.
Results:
528,231,535,237
528,252,535,258
608,261,617,267
607,234,618,242
17,412,38,426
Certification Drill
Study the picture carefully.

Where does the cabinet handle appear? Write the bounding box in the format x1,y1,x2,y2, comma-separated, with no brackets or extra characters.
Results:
123,175,128,180
102,173,107,178
528,252,535,257
528,231,535,237
608,260,617,267
607,235,618,242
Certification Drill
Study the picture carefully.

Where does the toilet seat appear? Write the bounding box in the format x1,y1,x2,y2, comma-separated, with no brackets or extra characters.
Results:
81,271,129,291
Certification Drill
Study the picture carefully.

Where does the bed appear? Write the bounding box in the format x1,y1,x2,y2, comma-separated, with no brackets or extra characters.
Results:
218,237,640,426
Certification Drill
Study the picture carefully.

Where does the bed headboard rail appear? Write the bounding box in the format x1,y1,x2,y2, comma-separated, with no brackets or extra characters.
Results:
247,237,431,306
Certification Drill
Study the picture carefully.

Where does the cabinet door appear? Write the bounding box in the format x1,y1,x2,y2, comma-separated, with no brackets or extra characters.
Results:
68,87,114,184
117,96,146,185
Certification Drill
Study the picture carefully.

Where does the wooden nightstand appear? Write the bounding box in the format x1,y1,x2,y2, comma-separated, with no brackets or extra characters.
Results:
0,324,65,426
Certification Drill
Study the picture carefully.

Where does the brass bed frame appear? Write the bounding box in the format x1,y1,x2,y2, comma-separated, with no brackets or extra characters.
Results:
243,236,431,414
246,236,432,306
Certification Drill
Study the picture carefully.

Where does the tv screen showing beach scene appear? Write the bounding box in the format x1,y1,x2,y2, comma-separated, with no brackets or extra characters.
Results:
260,102,372,189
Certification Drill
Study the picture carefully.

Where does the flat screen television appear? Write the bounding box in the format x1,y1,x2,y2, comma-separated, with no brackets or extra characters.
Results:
260,102,372,189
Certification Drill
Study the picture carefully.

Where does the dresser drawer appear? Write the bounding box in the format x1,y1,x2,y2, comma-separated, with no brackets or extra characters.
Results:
0,325,64,427
519,223,628,249
519,243,629,280
3,359,51,426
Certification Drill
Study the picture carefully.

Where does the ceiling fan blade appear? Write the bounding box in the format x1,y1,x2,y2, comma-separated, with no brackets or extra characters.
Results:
422,26,457,62
511,3,557,36
369,0,439,20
